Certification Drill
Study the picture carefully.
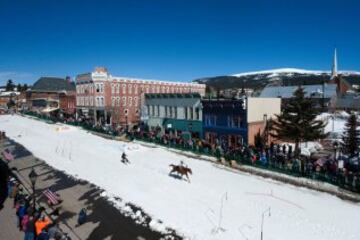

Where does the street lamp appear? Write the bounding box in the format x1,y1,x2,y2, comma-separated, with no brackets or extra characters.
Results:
188,122,193,138
263,114,268,146
125,115,128,133
28,168,38,213
333,141,339,162
261,207,271,240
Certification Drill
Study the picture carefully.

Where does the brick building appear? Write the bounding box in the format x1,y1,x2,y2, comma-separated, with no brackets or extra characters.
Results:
75,67,206,129
27,77,76,117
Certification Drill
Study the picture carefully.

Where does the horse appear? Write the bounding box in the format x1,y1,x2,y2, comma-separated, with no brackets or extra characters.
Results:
169,164,192,182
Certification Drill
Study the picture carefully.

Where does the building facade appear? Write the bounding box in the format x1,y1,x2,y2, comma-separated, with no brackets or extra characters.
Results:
26,77,76,117
144,93,203,138
76,67,206,129
202,98,281,148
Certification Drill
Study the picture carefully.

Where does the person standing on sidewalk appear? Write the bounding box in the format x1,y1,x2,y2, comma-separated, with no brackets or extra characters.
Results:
77,208,87,226
24,215,35,240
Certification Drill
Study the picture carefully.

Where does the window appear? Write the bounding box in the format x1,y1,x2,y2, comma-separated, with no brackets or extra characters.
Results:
174,106,177,118
157,105,160,116
124,109,128,115
165,106,168,117
169,107,172,118
100,97,104,106
195,108,200,120
123,84,127,94
96,84,100,93
129,97,132,106
134,97,138,107
122,97,126,106
184,107,188,119
128,84,132,94
189,107,193,120
134,85,138,94
111,84,115,94
205,114,217,126
116,84,120,94
117,97,120,106
152,105,155,116
90,97,93,106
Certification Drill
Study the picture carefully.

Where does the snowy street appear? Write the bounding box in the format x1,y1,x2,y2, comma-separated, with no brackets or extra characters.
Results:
1,115,360,240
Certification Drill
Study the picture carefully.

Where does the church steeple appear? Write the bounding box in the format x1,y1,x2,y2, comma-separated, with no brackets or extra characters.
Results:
331,48,338,79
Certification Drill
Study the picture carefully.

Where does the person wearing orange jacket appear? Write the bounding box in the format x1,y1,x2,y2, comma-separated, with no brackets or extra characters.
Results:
35,216,51,236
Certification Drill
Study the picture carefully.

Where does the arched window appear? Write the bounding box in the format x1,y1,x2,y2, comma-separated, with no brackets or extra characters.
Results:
134,97,138,106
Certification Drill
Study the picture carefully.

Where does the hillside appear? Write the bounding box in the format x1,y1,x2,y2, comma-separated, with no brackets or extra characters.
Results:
193,68,360,91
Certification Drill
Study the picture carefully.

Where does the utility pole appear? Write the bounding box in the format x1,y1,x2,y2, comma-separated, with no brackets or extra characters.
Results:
261,207,271,240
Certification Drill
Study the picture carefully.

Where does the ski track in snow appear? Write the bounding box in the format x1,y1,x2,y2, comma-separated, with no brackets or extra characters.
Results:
1,115,360,240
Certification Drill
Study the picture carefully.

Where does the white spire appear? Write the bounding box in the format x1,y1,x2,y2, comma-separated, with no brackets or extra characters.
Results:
331,48,338,79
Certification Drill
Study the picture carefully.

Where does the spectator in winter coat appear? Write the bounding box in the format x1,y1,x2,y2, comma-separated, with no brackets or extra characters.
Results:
24,216,35,240
7,177,15,197
36,228,50,240
17,200,27,230
35,216,51,236
47,223,60,239
21,214,30,232
77,208,87,225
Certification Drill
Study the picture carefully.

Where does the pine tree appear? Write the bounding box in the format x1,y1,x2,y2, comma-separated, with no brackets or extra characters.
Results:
254,131,264,150
16,83,22,92
270,87,326,156
341,114,360,157
5,79,15,91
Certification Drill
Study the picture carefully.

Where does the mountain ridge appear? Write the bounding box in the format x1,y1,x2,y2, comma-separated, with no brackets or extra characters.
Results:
193,68,360,91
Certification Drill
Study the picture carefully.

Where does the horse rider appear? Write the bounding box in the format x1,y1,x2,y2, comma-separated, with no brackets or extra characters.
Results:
121,152,129,163
179,160,186,170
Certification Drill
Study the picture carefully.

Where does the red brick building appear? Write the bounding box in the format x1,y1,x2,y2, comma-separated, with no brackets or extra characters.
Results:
76,67,206,129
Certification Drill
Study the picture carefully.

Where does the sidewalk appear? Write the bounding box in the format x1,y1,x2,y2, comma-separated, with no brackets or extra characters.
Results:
0,198,24,239
0,137,177,240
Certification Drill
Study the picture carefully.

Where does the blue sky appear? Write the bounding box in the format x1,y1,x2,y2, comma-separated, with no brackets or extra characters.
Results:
0,0,359,85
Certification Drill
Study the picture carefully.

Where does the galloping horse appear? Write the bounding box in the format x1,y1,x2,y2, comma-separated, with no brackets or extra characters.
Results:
169,164,193,182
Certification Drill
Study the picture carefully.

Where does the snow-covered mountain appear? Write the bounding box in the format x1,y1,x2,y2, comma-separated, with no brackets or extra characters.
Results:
194,68,360,91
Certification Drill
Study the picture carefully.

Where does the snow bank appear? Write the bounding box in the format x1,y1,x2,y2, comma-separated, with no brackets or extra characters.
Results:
1,115,360,240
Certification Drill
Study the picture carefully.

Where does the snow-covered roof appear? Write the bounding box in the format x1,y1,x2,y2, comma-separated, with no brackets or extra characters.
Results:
0,91,20,97
259,84,337,98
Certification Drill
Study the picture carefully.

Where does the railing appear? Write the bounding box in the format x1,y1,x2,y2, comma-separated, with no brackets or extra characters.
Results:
132,134,360,194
